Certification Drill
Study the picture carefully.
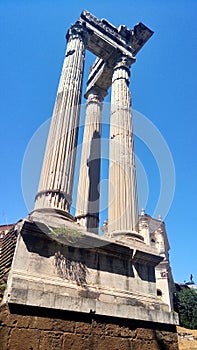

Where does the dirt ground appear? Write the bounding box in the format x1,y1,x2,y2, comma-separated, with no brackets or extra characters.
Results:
177,326,197,350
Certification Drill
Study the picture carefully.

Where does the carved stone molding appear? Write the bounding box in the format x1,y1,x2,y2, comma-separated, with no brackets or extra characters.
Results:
113,53,134,75
66,21,88,45
86,88,106,106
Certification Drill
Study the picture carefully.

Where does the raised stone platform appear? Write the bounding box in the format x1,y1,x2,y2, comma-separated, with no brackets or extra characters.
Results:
3,218,178,326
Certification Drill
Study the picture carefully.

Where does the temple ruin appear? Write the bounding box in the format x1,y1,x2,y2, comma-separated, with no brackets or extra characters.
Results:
0,10,179,350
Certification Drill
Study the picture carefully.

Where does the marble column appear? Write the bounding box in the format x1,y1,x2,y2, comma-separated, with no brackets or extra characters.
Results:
76,88,105,233
34,21,87,216
108,54,138,234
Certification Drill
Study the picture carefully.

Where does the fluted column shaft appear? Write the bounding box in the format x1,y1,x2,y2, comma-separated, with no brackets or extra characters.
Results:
76,89,104,233
34,22,87,214
108,55,138,234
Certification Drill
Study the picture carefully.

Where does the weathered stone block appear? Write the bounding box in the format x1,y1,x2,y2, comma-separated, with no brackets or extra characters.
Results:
96,336,130,350
155,330,178,349
29,316,53,330
0,305,19,328
93,322,135,338
62,333,90,350
136,328,155,340
75,321,91,334
92,321,106,336
0,309,30,329
127,328,137,338
39,331,63,350
102,323,121,337
52,318,75,332
144,339,162,350
167,344,179,350
131,338,157,350
120,326,133,338
14,314,30,328
4,224,179,326
0,326,11,350
8,328,41,350
156,329,178,343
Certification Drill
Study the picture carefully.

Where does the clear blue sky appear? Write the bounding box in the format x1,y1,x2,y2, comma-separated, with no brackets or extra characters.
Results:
0,0,196,284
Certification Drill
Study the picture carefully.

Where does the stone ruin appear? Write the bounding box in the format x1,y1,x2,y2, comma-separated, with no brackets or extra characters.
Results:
0,10,179,350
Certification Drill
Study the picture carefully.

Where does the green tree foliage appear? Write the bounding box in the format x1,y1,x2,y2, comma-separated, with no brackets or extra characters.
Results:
177,288,197,329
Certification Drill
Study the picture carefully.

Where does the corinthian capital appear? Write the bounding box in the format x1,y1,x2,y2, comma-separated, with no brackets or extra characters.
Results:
66,21,88,44
85,87,107,104
113,53,135,73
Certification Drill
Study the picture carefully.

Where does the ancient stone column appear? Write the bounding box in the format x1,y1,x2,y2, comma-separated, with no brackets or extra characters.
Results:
76,88,105,233
34,21,87,217
108,54,138,234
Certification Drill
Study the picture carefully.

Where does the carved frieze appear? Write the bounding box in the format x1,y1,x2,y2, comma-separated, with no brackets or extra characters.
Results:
66,21,88,45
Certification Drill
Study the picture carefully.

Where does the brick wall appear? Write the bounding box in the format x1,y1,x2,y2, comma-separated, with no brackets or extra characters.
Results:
0,304,179,350
0,228,17,302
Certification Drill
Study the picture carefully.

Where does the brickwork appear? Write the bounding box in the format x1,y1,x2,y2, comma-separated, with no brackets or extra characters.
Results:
0,304,178,350
0,227,17,302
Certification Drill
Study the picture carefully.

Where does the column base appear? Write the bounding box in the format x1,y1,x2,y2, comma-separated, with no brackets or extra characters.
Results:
106,230,144,242
28,208,75,229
